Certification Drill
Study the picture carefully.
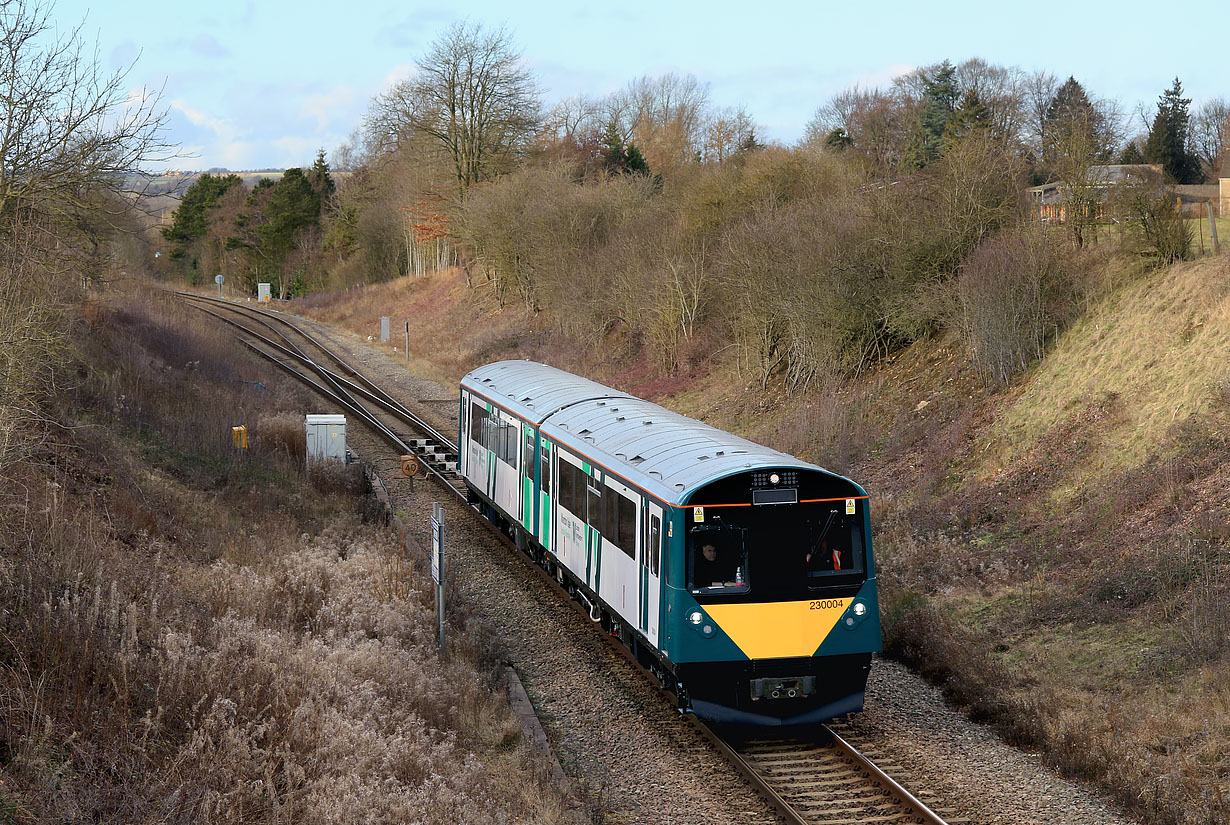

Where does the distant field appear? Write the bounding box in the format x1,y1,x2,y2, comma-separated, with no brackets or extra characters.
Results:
134,170,286,220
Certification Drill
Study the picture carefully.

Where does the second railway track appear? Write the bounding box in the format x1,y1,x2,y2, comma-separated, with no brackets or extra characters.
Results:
179,290,957,825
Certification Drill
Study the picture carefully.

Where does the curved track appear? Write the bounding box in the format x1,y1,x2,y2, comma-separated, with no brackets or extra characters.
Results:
179,291,956,825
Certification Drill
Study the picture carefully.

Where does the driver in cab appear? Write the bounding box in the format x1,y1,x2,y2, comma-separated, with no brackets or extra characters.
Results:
693,542,740,588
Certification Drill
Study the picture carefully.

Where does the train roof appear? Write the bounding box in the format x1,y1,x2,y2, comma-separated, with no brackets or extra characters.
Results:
462,360,854,506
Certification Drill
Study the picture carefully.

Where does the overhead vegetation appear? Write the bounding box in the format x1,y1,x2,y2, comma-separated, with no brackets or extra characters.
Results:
158,47,1227,393
0,0,169,474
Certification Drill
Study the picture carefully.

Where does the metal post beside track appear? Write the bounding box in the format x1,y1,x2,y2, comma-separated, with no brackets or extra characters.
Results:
432,502,445,656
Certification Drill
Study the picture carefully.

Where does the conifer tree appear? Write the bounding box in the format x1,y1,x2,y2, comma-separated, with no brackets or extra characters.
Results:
918,60,959,162
1144,78,1201,183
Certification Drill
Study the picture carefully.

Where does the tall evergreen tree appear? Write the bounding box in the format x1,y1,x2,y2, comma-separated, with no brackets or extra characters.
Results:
306,148,335,200
944,90,992,143
919,60,959,161
162,173,242,248
1042,77,1110,165
600,121,650,176
258,168,322,265
1144,77,1202,183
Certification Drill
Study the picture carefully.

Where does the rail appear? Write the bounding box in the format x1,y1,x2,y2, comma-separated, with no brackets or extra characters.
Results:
179,290,954,825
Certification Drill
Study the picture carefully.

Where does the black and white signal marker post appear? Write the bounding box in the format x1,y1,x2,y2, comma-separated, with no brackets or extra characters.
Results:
431,502,445,655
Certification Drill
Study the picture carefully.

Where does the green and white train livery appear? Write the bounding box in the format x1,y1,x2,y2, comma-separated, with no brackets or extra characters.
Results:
460,361,880,726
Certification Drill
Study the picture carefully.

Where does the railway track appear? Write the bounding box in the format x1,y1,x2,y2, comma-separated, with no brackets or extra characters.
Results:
179,291,957,825
177,292,463,493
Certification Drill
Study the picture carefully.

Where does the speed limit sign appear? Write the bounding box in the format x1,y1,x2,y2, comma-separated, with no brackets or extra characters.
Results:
401,454,421,477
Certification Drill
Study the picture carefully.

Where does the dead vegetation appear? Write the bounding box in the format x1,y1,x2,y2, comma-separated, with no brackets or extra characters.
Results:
0,289,575,823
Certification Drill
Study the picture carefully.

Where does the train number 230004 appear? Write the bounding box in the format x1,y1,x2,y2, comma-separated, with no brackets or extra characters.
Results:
809,599,844,611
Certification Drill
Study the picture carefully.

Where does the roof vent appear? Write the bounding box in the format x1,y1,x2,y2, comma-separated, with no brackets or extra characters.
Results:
579,429,591,436
630,455,645,464
616,416,626,422
697,455,710,461
520,395,533,402
716,450,725,457
482,377,492,383
643,420,653,426
597,401,606,406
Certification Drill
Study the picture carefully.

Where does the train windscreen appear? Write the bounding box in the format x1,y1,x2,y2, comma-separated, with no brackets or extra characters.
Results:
687,501,866,600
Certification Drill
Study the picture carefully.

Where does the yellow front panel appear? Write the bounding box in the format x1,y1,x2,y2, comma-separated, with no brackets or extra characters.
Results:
705,598,852,659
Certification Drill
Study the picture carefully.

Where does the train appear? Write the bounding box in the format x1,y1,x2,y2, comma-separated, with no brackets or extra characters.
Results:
459,360,881,726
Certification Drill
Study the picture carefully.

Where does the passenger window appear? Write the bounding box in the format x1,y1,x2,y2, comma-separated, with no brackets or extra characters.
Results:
649,515,661,576
587,482,602,529
469,402,486,446
540,443,550,494
617,494,636,558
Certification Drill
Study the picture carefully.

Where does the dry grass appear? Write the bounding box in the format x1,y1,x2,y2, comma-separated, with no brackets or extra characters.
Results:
989,256,1230,481
0,284,578,824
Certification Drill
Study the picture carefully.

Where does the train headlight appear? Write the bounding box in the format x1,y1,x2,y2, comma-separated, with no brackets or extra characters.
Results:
688,610,704,625
852,602,867,617
769,472,781,485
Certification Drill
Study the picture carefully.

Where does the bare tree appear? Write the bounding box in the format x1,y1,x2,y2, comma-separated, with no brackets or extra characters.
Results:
543,94,602,143
702,106,756,163
0,0,172,472
369,23,541,195
1191,98,1230,178
607,73,710,176
0,0,172,225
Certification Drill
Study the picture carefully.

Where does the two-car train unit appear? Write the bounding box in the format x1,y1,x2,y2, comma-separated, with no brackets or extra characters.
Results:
460,361,881,726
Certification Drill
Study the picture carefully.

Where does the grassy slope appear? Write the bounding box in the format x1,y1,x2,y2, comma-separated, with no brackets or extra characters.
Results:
288,256,1229,825
0,291,576,824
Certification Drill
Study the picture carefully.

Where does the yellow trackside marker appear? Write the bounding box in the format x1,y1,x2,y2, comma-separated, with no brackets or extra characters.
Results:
693,506,704,522
705,599,852,659
846,498,856,514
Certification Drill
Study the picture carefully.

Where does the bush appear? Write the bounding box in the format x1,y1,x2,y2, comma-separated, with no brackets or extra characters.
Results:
1111,181,1192,265
953,227,1092,386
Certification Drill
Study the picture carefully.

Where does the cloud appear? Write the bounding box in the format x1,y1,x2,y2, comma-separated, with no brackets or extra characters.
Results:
853,63,915,92
189,34,229,59
302,85,362,132
109,40,140,71
270,136,321,166
381,64,414,90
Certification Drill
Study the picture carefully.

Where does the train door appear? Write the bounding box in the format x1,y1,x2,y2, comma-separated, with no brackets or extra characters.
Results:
554,449,587,579
521,425,535,534
538,437,552,552
463,397,491,497
639,501,663,648
493,409,521,520
598,476,641,626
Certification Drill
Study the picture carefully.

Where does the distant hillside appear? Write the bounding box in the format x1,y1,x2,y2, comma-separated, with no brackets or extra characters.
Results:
132,169,287,222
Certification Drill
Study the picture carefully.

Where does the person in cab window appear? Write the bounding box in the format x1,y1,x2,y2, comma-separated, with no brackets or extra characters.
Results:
694,543,736,587
806,537,842,572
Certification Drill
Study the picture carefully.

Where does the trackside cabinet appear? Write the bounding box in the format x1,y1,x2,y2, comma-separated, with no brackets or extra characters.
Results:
305,414,347,464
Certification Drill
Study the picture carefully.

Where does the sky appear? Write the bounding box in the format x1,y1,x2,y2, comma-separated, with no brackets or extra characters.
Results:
49,0,1230,172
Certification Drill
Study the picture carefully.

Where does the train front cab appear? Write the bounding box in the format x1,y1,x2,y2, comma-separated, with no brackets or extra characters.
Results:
665,468,881,727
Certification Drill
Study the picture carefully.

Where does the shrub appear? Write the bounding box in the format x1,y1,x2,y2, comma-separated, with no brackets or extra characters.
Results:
953,227,1093,386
